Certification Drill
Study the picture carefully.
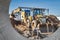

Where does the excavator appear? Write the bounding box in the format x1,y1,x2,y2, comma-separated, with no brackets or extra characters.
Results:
9,7,60,39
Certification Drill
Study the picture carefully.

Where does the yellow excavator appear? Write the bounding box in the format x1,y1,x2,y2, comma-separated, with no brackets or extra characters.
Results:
10,7,60,39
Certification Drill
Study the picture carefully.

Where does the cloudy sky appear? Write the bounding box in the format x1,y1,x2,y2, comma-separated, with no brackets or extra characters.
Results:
9,0,60,16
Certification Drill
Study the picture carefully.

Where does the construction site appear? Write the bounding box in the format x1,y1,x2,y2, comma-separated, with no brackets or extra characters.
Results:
9,7,60,40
